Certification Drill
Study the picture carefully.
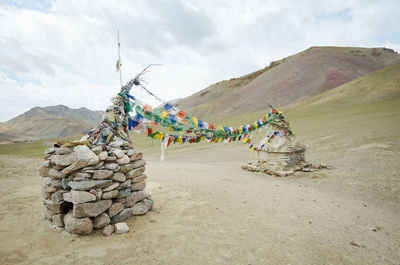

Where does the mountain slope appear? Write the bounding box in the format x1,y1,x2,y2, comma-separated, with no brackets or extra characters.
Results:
0,105,104,141
175,47,400,118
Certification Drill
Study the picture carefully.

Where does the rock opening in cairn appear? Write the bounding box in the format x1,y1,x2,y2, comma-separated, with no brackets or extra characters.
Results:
242,109,329,177
40,82,153,235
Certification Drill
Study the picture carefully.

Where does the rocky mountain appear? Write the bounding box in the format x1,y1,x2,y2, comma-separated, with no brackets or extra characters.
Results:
0,105,104,141
175,47,400,118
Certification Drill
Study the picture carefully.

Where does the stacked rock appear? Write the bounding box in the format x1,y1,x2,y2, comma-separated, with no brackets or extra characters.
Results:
40,142,152,235
242,110,329,176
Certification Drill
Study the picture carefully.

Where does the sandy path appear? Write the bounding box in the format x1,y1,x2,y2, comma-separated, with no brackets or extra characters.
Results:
0,146,399,264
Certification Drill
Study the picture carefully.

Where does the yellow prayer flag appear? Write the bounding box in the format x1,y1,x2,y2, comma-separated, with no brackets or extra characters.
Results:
162,111,168,119
193,117,198,126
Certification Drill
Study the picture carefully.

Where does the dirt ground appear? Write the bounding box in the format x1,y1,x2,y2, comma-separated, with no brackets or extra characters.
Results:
0,140,399,265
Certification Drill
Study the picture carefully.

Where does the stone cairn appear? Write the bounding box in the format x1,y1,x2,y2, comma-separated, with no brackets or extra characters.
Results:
242,111,329,176
40,80,152,236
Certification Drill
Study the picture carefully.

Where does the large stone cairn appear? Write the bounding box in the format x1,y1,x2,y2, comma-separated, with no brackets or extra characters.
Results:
40,143,152,235
242,111,328,176
40,80,153,235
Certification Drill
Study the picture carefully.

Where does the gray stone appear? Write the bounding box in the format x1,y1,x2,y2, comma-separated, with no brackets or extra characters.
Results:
45,147,57,155
74,145,100,166
62,178,70,190
62,159,87,176
39,166,51,177
42,160,51,167
55,147,73,155
44,200,72,214
63,192,72,202
73,200,112,218
116,188,131,199
130,152,143,161
112,149,125,159
132,159,146,169
82,167,95,171
274,171,287,177
91,146,103,155
117,179,131,190
51,179,63,189
64,212,93,235
131,173,147,183
103,182,120,192
93,213,110,228
73,172,91,181
95,189,102,201
111,173,126,182
131,199,153,215
127,149,136,156
130,181,146,191
117,155,130,165
103,224,114,236
68,180,112,191
105,163,120,171
105,155,117,162
108,202,124,217
114,222,130,234
93,170,113,180
102,190,118,200
302,167,310,172
94,161,104,169
110,209,133,224
51,154,77,167
126,167,145,179
52,214,65,227
71,190,96,204
51,190,65,202
48,168,63,179
98,151,108,161
124,191,147,207
119,163,135,174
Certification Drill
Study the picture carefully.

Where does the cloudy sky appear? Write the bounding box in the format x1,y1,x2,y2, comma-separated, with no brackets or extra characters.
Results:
0,0,399,121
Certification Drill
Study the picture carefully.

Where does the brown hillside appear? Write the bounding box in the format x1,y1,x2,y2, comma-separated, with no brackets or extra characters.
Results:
175,47,400,118
0,105,103,141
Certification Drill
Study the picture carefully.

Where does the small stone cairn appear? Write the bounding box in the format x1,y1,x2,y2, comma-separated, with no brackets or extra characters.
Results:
242,111,329,176
40,80,153,235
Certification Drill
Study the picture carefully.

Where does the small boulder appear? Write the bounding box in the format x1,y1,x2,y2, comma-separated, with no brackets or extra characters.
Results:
98,151,108,161
124,191,147,207
70,190,96,204
64,212,93,235
108,202,124,217
130,181,146,191
73,200,112,218
116,188,131,199
114,222,129,234
93,170,113,180
102,190,118,200
51,154,77,167
103,224,114,236
74,145,100,166
103,182,120,192
93,213,110,228
126,167,145,179
112,149,125,159
117,155,130,165
111,173,126,182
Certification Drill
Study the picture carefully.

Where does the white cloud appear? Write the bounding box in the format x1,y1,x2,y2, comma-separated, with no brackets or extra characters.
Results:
0,0,399,121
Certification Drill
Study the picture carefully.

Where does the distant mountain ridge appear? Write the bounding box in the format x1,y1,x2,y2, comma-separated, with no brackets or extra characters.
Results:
0,105,104,141
175,46,400,118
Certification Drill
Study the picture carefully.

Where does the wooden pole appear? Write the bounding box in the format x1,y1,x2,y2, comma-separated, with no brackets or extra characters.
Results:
117,29,122,87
